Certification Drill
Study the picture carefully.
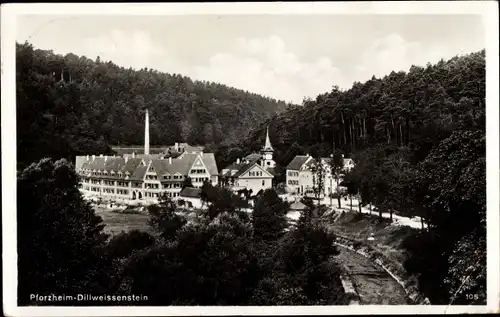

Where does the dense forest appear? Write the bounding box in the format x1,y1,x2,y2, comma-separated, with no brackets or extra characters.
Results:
228,50,486,304
16,42,290,169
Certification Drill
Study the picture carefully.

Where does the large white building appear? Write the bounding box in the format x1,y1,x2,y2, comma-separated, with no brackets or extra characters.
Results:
74,109,218,204
220,127,276,196
285,154,355,197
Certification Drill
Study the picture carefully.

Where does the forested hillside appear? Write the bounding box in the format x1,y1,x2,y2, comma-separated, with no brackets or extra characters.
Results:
231,50,486,305
16,42,290,169
240,50,485,162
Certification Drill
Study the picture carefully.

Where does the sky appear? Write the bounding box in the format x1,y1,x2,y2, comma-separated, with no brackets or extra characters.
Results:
16,14,485,104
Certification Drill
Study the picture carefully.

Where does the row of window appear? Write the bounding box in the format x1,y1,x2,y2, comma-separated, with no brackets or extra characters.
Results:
288,180,299,185
163,175,183,180
192,177,209,183
190,169,206,174
87,171,130,177
145,191,180,198
163,183,181,189
249,171,263,177
288,171,299,177
146,183,160,189
166,192,180,198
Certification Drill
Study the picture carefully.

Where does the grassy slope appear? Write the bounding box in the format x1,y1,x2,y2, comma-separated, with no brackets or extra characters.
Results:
324,211,418,273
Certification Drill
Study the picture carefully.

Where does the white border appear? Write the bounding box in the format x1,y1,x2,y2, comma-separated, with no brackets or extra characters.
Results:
2,1,499,316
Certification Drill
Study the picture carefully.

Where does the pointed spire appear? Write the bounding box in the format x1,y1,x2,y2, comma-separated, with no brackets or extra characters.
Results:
144,109,150,155
263,126,273,152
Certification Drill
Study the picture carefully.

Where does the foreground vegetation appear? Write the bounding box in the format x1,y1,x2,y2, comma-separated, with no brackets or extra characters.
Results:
230,51,486,305
17,159,347,305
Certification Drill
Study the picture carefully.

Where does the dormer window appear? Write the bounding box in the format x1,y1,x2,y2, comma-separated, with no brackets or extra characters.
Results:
118,172,123,177
110,170,115,175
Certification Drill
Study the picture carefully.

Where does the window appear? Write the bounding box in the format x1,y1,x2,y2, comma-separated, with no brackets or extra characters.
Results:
262,180,265,186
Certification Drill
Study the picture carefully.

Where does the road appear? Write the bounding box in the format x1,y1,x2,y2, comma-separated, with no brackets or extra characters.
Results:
334,246,411,305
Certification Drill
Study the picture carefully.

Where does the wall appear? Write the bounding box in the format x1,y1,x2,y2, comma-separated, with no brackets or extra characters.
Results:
331,233,431,305
236,177,272,195
180,196,203,209
286,169,300,193
298,170,314,194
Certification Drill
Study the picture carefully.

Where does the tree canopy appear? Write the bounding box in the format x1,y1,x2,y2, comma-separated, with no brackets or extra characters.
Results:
16,42,290,170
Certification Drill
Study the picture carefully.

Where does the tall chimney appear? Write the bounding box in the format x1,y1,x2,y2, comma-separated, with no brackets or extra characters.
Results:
144,109,150,155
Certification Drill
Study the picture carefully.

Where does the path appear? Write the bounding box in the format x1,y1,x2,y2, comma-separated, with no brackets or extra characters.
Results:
280,194,425,229
334,247,411,305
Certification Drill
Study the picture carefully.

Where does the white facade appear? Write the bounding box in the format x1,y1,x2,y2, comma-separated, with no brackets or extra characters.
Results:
188,155,212,188
180,197,203,209
286,170,300,193
235,164,273,194
286,155,355,198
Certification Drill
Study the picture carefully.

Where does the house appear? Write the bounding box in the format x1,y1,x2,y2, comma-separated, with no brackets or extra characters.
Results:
75,152,218,204
179,187,203,209
74,108,218,204
220,126,276,196
285,154,314,195
286,154,355,197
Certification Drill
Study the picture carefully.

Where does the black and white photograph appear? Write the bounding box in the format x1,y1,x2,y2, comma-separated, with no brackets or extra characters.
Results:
2,1,499,316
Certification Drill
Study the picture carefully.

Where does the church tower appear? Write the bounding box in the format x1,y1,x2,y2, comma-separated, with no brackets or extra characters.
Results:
261,126,276,168
144,109,150,155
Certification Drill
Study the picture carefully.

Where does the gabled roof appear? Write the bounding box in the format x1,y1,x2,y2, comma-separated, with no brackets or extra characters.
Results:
235,162,274,178
245,153,261,162
76,151,218,180
131,165,148,180
75,156,87,170
232,163,255,178
266,167,277,176
290,201,306,210
179,187,202,198
286,155,312,170
201,153,218,175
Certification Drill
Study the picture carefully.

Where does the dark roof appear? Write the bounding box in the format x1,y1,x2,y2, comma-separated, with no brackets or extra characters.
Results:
245,153,261,162
76,152,217,181
286,155,311,170
202,153,219,175
180,187,202,198
290,201,306,210
232,163,255,178
266,167,277,176
112,146,169,155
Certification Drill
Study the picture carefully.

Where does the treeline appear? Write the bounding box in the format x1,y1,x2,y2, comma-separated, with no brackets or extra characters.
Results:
18,158,346,306
232,50,486,304
16,42,290,170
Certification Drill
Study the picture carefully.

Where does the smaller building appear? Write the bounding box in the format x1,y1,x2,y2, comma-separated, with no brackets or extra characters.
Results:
179,187,203,209
221,126,276,195
285,154,355,197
